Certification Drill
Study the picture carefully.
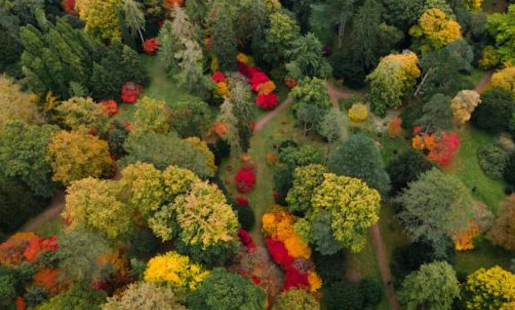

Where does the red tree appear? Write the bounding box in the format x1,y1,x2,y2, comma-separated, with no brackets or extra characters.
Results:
427,132,460,167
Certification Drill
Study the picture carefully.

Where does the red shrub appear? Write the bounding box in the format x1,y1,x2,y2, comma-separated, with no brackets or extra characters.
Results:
265,237,293,267
283,266,309,291
234,166,257,193
211,71,226,83
16,297,25,310
238,229,256,252
100,100,118,116
256,93,279,110
33,268,61,295
250,72,270,92
61,0,77,15
285,78,297,89
0,233,36,266
23,236,58,263
122,120,132,131
236,197,249,206
121,82,143,103
428,132,460,167
143,38,159,55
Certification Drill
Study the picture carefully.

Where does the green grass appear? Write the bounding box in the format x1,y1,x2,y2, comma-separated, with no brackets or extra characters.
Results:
446,125,507,214
455,239,512,274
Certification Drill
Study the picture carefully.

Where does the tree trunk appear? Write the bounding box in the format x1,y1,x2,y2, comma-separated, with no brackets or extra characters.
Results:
414,68,434,97
138,29,145,45
338,14,346,50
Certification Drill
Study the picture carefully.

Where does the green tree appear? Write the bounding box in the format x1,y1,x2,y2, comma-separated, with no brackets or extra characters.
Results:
386,149,434,195
471,89,515,134
295,103,323,136
318,108,347,149
286,164,327,214
170,96,213,138
102,282,187,310
415,93,454,132
272,289,320,310
328,133,391,195
395,168,476,255
310,0,356,49
264,12,300,63
209,1,237,71
39,285,106,310
291,77,331,113
187,268,267,310
382,0,424,32
486,5,515,65
123,0,146,44
398,261,460,310
285,33,332,79
227,76,255,152
0,121,58,198
133,96,171,134
54,97,110,134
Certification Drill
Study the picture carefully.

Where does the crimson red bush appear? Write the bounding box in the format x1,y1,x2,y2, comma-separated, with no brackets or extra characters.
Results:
121,82,143,103
234,166,256,193
256,93,279,110
143,38,159,55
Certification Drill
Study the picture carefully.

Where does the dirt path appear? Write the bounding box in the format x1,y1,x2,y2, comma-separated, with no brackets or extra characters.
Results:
20,191,66,232
475,69,494,94
254,97,293,133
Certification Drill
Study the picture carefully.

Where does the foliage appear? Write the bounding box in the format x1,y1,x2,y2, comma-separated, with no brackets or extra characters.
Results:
478,142,510,179
133,96,171,134
0,232,37,266
291,78,331,114
328,133,390,195
312,250,346,284
409,9,462,53
108,119,130,158
416,93,454,132
75,0,123,40
412,132,461,167
486,5,515,65
0,121,58,198
386,149,434,195
208,2,237,71
102,282,187,310
362,277,382,307
143,38,159,55
39,285,107,310
286,164,326,214
491,66,515,98
272,289,320,310
487,196,515,251
234,165,257,193
471,89,515,134
398,261,460,310
478,45,499,70
144,251,209,289
285,33,332,79
0,75,42,132
121,82,143,104
461,266,515,310
367,51,421,116
310,174,381,253
388,117,403,138
451,90,481,126
46,130,113,186
187,268,267,310
395,169,476,255
171,96,212,138
264,12,300,63
55,97,109,134
348,103,369,123
121,131,216,178
318,108,346,145
325,281,364,310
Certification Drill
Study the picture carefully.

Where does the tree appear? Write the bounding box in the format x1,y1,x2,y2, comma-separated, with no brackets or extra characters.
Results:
227,76,255,152
461,266,515,310
264,12,300,63
123,0,145,44
209,1,237,71
491,66,515,98
0,75,43,132
132,96,171,134
46,130,113,185
328,133,391,195
423,0,455,19
291,77,331,114
122,131,217,178
325,281,364,310
310,0,356,49
174,39,210,96
0,121,58,198
487,196,515,251
285,33,332,79
487,5,515,65
451,90,481,126
415,93,454,132
102,282,187,310
367,51,421,116
382,0,424,32
216,97,241,151
318,108,347,147
187,268,267,310
295,104,322,136
75,0,123,41
171,96,213,138
309,174,381,253
54,97,110,134
409,9,462,53
272,289,320,310
395,169,476,255
398,261,460,310
471,89,514,134
64,177,134,240
39,285,106,310
386,149,434,195
286,164,327,214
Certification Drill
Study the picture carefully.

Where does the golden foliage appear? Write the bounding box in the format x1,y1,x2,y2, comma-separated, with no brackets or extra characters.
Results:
348,103,369,123
491,66,515,97
410,8,462,53
0,75,43,131
75,0,123,40
463,266,515,310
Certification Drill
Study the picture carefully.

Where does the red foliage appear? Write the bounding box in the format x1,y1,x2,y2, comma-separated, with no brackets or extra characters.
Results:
427,132,460,167
122,120,133,131
61,0,77,15
0,233,35,266
265,237,293,267
273,190,280,201
413,126,423,134
250,72,270,92
234,166,257,193
388,117,403,138
256,93,279,110
163,0,184,10
143,38,159,55
23,236,58,263
100,100,118,116
285,78,297,89
16,297,25,310
211,71,226,83
251,276,261,285
283,266,309,291
121,82,143,103
236,197,249,206
238,229,257,252
33,269,61,295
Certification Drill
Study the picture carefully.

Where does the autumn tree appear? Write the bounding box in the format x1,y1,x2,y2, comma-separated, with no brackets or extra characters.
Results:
409,9,462,53
286,164,327,214
75,0,123,41
102,282,187,310
64,178,134,241
367,51,421,116
487,196,515,251
461,266,515,310
170,96,212,138
328,133,391,195
0,75,42,132
491,66,515,98
273,289,320,310
132,97,171,134
46,130,113,185
395,169,476,255
487,5,515,64
187,268,267,310
0,121,59,198
450,90,482,126
386,149,434,195
54,97,110,134
398,261,460,310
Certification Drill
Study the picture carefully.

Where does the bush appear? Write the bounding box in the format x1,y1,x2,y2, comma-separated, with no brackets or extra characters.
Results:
471,89,514,134
400,101,424,131
362,277,382,307
208,139,231,166
348,103,369,122
233,202,255,231
478,142,510,179
324,281,364,310
386,149,435,195
312,250,346,285
24,285,49,308
234,166,257,193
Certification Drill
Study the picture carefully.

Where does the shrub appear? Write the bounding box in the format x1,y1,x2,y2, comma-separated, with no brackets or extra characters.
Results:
471,89,514,134
348,103,369,122
234,165,257,193
324,281,364,310
312,250,346,284
208,139,231,166
478,142,510,179
143,38,159,55
362,277,382,307
24,285,49,308
233,203,255,231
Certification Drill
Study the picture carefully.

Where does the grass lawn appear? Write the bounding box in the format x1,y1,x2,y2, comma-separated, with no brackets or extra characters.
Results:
446,125,507,214
455,239,512,274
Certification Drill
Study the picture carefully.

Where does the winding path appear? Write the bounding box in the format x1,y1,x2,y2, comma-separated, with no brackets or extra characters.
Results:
19,191,66,232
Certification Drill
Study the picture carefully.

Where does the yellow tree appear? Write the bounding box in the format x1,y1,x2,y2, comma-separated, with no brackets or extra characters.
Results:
491,66,515,97
465,0,484,11
75,0,123,41
54,97,109,134
462,266,515,310
410,8,462,53
450,90,482,126
46,130,113,185
133,96,171,134
184,137,217,177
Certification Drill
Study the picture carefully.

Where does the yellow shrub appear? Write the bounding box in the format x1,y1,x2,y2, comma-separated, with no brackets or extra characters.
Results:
348,103,369,122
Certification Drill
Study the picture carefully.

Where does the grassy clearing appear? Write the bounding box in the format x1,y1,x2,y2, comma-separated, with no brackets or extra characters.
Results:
446,125,507,214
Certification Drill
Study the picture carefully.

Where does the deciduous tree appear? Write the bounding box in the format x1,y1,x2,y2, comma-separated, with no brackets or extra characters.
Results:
486,5,515,65
286,164,327,214
0,75,42,131
409,9,462,53
102,282,187,310
75,0,123,41
386,149,434,195
451,90,481,126
471,89,514,134
54,97,110,134
132,96,171,134
461,266,515,310
415,93,454,132
487,196,515,251
272,289,320,310
491,66,515,98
